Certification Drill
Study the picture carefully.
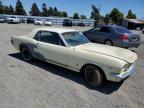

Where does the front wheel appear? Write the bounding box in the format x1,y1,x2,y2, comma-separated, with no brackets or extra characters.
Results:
21,46,33,61
84,65,104,88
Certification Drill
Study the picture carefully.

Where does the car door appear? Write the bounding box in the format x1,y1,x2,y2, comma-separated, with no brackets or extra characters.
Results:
35,31,68,66
97,26,112,43
91,26,104,43
86,26,111,43
85,26,101,43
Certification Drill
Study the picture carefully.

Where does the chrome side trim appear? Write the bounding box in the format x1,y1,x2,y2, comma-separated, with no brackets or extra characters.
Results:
45,59,80,72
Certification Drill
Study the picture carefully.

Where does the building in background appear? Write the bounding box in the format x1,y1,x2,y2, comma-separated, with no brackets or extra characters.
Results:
123,18,144,30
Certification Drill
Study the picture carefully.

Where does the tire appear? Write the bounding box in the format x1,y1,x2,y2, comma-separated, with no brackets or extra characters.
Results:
84,65,104,88
21,46,33,61
104,40,113,46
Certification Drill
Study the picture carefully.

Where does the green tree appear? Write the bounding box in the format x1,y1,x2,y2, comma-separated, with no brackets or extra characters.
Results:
73,12,80,19
100,15,105,23
15,0,26,15
51,10,67,17
57,11,63,17
9,5,14,15
126,9,137,19
3,6,10,14
110,8,124,25
53,7,58,16
30,3,41,16
0,0,3,14
133,13,137,19
104,13,111,24
80,15,87,19
47,7,53,16
62,11,68,17
90,5,100,24
42,3,48,16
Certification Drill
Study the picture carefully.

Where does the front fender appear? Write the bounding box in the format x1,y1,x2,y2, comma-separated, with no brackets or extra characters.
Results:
76,51,128,81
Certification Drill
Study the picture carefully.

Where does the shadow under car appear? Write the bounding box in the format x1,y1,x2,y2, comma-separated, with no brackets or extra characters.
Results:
9,52,123,94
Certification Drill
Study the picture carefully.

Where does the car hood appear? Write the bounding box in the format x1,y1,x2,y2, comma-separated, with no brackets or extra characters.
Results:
75,43,137,63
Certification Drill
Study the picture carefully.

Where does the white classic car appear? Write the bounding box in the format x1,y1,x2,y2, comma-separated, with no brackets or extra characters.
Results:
11,28,137,87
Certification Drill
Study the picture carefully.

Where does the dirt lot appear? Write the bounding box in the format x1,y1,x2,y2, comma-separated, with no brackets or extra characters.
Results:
0,23,144,108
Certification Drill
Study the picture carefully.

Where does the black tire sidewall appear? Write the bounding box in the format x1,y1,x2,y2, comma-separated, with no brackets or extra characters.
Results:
21,47,32,61
85,65,103,88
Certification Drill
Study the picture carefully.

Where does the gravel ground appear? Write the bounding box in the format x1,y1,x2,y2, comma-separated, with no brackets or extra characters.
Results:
0,23,144,108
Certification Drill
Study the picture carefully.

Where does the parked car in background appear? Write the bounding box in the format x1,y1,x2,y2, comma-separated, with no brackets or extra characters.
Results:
20,18,27,23
63,19,72,26
7,16,20,24
72,20,79,26
34,19,44,25
27,18,34,24
3,16,8,23
0,16,5,23
83,25,141,48
11,28,137,87
43,19,52,26
78,22,85,27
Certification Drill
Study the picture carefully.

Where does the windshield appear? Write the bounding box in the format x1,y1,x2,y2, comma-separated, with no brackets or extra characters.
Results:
114,27,132,33
62,32,89,46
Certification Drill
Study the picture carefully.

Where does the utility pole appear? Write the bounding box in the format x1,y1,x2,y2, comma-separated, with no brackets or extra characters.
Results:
98,4,101,23
99,4,100,15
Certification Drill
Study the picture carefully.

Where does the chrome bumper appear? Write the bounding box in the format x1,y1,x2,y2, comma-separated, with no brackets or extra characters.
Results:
112,63,136,82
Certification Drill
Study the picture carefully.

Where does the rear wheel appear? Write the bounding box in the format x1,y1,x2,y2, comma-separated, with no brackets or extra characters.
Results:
104,40,113,46
21,46,33,61
84,65,104,88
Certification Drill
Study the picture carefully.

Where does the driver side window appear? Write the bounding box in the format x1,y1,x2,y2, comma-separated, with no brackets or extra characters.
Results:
34,31,65,46
99,27,111,33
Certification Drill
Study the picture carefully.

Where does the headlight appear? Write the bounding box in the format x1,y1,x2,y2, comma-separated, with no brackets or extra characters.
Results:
121,63,131,72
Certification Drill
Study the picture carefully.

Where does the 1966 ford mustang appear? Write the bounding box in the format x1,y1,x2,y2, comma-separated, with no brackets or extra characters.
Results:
11,28,137,87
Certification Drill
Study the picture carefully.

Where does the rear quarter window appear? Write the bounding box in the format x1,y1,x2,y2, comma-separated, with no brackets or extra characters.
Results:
114,27,132,33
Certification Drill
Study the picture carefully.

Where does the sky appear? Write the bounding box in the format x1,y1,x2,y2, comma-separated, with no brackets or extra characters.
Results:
1,0,144,19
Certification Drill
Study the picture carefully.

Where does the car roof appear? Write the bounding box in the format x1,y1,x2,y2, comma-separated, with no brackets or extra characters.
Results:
32,27,77,34
96,24,124,28
64,19,71,20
